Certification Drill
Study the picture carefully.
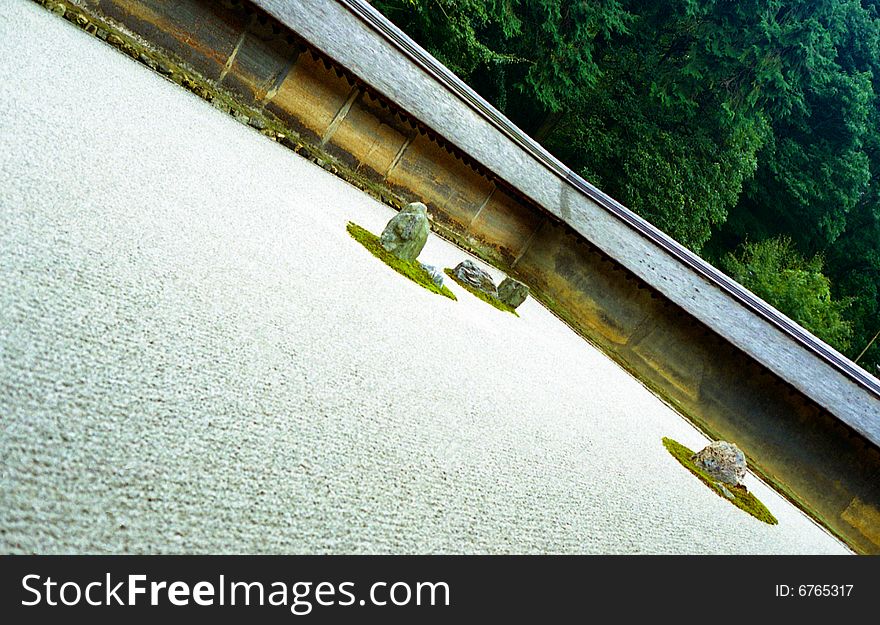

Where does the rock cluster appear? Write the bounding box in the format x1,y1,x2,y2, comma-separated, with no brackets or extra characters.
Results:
375,201,531,306
379,202,430,261
691,440,747,486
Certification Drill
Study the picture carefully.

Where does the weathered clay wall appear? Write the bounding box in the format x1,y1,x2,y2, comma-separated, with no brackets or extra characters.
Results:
55,0,880,553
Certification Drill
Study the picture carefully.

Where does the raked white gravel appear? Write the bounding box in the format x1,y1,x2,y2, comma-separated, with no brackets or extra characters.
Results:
0,0,849,554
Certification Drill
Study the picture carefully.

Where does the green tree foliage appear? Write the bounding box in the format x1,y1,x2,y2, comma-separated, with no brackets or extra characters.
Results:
722,238,853,352
372,0,880,372
371,0,631,117
720,0,879,256
371,0,504,78
541,1,778,250
827,193,880,369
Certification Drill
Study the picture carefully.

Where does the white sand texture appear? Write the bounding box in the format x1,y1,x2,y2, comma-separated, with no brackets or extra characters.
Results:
0,0,849,554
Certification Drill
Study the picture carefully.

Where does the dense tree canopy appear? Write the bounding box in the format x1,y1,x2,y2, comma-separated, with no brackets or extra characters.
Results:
372,0,880,374
721,237,853,350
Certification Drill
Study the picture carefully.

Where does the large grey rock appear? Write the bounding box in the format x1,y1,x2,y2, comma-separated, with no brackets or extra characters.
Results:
379,201,430,261
691,441,747,486
452,260,497,297
420,263,444,289
497,277,529,309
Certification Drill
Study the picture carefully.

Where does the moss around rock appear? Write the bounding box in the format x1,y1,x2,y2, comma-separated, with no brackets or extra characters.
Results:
348,222,456,300
663,437,778,525
444,267,519,316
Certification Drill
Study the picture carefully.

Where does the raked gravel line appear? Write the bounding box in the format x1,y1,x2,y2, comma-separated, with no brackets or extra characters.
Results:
0,0,849,554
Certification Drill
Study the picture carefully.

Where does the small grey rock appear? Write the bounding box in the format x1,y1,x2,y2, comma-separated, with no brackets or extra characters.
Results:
715,482,735,500
691,440,747,486
379,202,430,261
497,277,529,309
452,259,497,297
419,263,444,289
248,116,267,130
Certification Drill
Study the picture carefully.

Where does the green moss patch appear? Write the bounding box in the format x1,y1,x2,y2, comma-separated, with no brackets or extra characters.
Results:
347,223,457,300
662,437,778,525
443,268,519,316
